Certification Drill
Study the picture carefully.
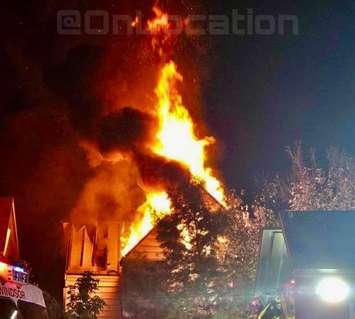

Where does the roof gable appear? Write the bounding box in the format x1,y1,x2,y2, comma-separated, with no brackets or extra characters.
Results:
0,197,20,260
123,229,164,262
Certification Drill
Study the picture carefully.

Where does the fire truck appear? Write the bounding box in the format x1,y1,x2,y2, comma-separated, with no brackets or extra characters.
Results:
0,257,48,318
255,210,355,319
0,198,48,318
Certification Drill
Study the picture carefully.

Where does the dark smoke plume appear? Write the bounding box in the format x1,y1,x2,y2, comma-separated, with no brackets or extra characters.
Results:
1,0,209,300
96,107,157,155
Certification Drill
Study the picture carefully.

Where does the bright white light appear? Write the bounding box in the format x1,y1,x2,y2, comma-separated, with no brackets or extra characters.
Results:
14,266,24,273
10,310,18,319
316,277,350,304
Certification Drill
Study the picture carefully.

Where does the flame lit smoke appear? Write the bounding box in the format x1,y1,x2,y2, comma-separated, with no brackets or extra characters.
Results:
72,6,227,257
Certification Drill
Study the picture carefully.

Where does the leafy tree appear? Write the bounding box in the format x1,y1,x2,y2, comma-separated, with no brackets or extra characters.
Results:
261,142,355,211
65,272,105,319
287,144,355,210
213,193,277,318
155,184,231,318
121,186,276,319
120,258,170,319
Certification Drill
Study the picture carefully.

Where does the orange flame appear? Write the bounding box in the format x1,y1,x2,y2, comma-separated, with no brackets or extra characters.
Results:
120,7,226,257
121,191,171,256
131,16,139,28
152,61,226,205
147,6,170,33
146,6,176,56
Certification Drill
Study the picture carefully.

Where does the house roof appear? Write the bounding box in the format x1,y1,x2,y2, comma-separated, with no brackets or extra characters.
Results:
0,198,14,249
122,228,164,262
0,197,19,260
121,187,226,262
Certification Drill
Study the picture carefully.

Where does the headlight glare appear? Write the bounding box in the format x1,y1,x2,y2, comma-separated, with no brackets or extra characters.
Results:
316,277,350,304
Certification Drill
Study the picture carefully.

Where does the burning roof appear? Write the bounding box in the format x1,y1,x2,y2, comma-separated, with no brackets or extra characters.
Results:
70,6,227,258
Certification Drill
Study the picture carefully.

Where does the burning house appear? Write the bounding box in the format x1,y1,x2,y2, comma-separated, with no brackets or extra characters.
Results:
63,6,227,318
62,220,165,317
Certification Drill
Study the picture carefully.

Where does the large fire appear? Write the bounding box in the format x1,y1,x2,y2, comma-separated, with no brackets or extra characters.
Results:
116,7,227,256
71,7,226,256
120,61,226,255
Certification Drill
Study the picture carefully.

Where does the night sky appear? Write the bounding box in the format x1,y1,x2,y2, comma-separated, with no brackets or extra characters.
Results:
203,0,355,192
1,0,355,298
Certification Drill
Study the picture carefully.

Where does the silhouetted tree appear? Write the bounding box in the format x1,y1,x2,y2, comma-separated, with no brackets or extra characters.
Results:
65,272,105,319
155,184,231,318
120,259,169,319
261,142,355,211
